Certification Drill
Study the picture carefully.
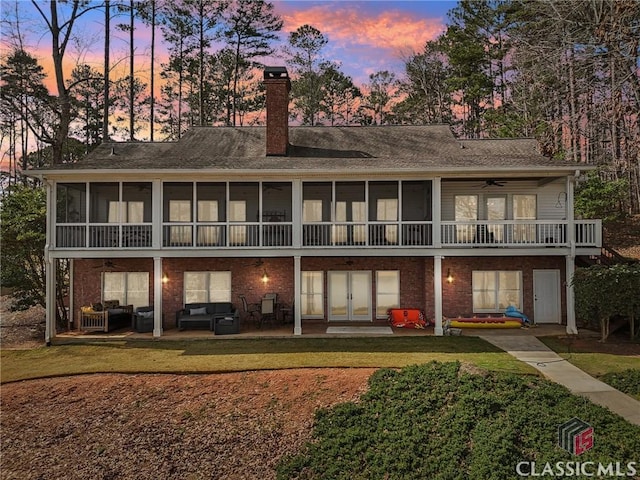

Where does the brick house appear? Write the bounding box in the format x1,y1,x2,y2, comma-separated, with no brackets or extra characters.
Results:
28,67,601,341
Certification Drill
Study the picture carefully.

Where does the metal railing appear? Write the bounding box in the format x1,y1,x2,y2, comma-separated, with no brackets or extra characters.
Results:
54,220,600,249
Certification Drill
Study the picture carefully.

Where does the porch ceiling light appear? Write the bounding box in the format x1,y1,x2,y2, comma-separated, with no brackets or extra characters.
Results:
261,270,269,284
446,269,454,284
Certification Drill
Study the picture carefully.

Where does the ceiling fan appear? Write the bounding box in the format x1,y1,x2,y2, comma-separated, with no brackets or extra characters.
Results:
247,259,264,268
92,259,117,270
480,179,506,188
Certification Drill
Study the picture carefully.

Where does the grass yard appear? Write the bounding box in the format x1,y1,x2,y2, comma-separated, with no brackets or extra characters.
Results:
1,336,536,383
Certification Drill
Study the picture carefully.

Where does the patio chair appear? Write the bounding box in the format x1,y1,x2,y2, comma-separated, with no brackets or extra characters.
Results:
260,297,275,328
239,294,260,327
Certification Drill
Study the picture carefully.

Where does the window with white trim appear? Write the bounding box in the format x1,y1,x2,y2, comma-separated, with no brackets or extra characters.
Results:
103,272,149,308
376,270,399,317
184,271,231,304
301,271,324,317
472,271,522,312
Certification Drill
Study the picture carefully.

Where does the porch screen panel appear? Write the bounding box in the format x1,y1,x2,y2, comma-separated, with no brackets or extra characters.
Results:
455,195,477,243
90,183,119,223
123,183,152,222
208,272,231,302
229,200,247,245
197,200,219,245
486,196,506,242
376,271,399,317
352,202,366,243
377,199,398,244
56,183,86,223
197,182,225,246
301,272,324,316
513,195,536,243
169,200,192,244
164,183,193,246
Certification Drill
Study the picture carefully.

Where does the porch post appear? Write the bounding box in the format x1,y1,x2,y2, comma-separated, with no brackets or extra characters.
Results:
153,256,163,337
294,255,302,335
433,177,442,248
434,255,444,336
45,180,55,346
292,179,302,248
565,174,577,335
152,179,162,249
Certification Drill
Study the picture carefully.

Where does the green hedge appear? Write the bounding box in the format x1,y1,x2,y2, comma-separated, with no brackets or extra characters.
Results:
277,362,640,480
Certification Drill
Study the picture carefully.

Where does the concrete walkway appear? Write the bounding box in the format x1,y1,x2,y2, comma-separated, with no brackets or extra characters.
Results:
480,335,640,426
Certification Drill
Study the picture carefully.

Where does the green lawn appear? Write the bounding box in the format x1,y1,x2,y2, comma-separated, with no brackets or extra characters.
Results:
1,336,535,383
539,336,640,377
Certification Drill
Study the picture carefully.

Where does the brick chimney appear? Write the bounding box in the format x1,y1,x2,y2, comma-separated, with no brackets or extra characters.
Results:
264,66,290,156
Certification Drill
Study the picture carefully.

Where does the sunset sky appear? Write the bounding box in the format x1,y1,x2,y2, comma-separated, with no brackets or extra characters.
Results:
3,0,456,90
0,1,456,169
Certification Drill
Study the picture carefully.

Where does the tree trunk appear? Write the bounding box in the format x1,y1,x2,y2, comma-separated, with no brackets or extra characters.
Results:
129,0,135,141
149,0,155,141
102,0,110,142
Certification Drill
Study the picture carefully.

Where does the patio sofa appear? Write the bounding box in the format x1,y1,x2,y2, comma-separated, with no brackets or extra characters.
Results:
176,302,239,332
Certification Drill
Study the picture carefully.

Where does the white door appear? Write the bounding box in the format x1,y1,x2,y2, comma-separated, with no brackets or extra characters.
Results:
533,269,561,324
328,271,372,321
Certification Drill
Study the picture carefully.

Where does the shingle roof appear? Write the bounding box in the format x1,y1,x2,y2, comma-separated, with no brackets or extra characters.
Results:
31,125,579,173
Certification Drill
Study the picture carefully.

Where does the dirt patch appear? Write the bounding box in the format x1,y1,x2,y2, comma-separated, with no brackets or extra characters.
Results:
0,295,46,349
1,369,376,480
553,330,640,356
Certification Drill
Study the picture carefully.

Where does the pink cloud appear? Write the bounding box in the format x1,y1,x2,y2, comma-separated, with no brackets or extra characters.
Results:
281,5,445,56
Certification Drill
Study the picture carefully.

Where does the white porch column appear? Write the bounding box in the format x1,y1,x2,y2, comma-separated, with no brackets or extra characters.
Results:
565,255,577,335
44,180,55,346
432,177,442,248
153,257,163,337
292,179,302,248
565,175,577,335
434,255,444,336
294,255,302,335
152,179,162,249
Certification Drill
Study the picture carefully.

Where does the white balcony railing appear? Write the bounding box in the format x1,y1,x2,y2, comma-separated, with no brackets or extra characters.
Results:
54,220,600,249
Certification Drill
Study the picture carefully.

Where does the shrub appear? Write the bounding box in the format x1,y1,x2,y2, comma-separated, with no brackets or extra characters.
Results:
277,362,640,480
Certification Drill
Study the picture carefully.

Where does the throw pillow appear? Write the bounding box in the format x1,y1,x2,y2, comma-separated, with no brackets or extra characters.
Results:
92,302,103,312
139,311,154,318
190,307,207,315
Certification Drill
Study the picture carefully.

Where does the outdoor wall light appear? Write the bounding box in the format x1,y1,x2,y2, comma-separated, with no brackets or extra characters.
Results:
162,273,169,284
446,269,454,284
261,270,269,284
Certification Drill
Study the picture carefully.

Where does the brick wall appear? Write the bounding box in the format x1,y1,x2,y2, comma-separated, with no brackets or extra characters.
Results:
441,256,566,322
73,255,565,329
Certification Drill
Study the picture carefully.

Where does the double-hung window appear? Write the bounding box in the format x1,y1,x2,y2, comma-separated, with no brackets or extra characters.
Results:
472,271,522,312
103,272,149,308
184,272,231,304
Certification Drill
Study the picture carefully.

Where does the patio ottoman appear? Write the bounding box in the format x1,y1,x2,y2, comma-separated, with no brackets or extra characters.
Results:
214,315,240,335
